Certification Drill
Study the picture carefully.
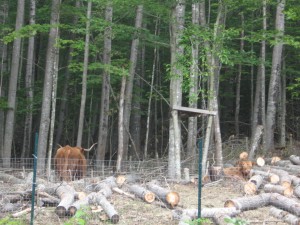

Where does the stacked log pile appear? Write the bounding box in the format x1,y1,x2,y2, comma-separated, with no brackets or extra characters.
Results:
3,153,300,224
0,173,181,224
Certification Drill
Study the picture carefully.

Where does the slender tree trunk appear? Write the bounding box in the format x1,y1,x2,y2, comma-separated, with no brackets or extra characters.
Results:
55,0,80,147
37,0,61,170
21,0,35,159
77,0,92,147
168,0,185,179
202,1,225,171
187,2,199,170
3,0,25,167
0,0,8,159
261,0,267,152
279,57,286,147
265,0,285,153
47,38,59,178
123,5,143,161
234,13,244,137
144,19,159,160
116,76,126,172
96,2,112,164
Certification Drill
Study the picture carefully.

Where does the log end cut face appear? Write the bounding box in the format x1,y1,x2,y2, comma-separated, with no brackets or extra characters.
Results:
166,191,180,208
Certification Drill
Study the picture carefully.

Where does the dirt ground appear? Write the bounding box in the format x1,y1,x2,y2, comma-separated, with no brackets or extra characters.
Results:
1,177,291,225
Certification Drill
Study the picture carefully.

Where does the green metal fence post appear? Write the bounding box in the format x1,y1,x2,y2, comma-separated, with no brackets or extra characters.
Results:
30,132,38,225
197,138,203,220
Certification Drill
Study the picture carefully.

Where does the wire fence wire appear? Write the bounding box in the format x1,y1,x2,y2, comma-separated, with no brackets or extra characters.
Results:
0,138,295,225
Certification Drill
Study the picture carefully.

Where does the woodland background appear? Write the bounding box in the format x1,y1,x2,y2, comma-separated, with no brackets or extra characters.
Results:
0,0,300,179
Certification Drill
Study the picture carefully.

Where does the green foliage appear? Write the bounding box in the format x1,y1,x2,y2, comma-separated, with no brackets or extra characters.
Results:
63,207,90,225
0,97,8,110
224,217,249,225
3,24,51,44
0,216,27,225
185,217,211,225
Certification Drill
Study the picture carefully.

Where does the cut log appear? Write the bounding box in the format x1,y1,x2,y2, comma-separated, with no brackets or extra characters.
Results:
289,155,300,165
55,183,76,217
269,207,300,225
0,172,24,184
256,157,265,167
112,187,135,199
264,157,281,165
244,175,264,195
173,207,241,225
89,192,119,224
239,152,249,160
254,167,292,188
146,181,180,208
264,184,294,197
274,160,293,167
213,213,232,225
116,174,140,186
249,169,280,184
224,193,272,211
291,175,300,186
249,125,263,160
128,184,155,203
68,194,91,216
269,193,300,216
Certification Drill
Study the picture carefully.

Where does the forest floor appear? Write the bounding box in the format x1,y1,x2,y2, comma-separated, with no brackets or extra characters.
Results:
1,177,290,225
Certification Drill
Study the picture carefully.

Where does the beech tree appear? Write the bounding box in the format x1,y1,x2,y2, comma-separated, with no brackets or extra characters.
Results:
37,0,61,170
3,0,25,167
266,0,285,153
168,0,185,179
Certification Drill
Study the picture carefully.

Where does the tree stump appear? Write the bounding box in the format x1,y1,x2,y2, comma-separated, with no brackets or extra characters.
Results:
269,207,300,225
244,175,264,195
264,184,293,197
146,181,180,208
128,184,155,203
224,193,272,211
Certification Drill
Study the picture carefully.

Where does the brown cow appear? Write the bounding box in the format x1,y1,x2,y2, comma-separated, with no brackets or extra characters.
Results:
54,143,96,181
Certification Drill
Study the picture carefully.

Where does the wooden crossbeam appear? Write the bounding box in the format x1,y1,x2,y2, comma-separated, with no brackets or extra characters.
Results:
172,105,217,116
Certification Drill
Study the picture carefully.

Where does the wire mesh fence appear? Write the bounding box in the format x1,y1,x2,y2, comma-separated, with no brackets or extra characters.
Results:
0,138,298,225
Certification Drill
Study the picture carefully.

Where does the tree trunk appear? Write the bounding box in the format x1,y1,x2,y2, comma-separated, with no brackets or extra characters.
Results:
21,0,35,159
76,0,92,147
265,0,285,153
96,2,112,164
279,58,286,147
187,2,199,166
3,0,25,167
123,5,143,161
55,0,80,147
0,0,8,159
168,0,185,179
249,125,264,160
37,0,61,170
116,76,126,172
261,0,267,152
143,20,158,160
234,13,244,137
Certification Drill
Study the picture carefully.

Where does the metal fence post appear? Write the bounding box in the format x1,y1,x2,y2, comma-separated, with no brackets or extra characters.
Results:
30,132,38,225
197,138,203,220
